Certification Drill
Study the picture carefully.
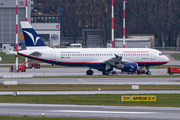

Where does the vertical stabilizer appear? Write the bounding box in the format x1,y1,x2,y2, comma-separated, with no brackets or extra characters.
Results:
20,21,47,47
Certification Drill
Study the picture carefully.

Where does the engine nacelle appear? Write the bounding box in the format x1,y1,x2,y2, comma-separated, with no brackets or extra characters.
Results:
122,62,138,72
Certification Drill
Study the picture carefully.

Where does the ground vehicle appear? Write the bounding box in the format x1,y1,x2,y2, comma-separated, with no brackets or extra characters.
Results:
168,67,180,75
10,64,26,72
32,62,40,69
26,61,40,69
126,69,146,75
137,69,146,75
67,43,82,48
9,61,40,72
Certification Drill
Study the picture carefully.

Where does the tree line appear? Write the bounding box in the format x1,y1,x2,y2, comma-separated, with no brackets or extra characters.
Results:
34,0,180,47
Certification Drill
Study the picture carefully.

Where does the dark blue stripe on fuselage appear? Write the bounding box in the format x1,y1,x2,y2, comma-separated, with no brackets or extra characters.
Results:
137,62,167,66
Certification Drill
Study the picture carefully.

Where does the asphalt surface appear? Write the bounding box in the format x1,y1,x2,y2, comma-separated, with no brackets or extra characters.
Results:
0,103,180,120
1,90,180,95
0,68,169,77
1,78,180,85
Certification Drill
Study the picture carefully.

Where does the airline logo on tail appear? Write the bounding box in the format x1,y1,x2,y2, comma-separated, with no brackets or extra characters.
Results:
21,21,47,47
23,30,40,46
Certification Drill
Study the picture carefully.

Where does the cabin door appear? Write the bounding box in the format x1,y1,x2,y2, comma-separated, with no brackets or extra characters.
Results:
150,50,155,60
50,50,56,60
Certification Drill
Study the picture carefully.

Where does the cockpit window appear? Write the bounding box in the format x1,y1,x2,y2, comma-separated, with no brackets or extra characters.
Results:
159,53,163,56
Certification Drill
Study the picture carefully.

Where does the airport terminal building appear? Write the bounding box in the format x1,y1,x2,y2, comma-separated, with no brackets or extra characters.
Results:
0,0,31,50
0,0,61,51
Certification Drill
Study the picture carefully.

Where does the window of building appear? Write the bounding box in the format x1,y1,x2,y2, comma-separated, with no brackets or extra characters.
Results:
31,17,33,23
34,17,36,22
48,17,51,23
41,17,44,22
56,17,59,23
52,17,55,23
45,17,48,22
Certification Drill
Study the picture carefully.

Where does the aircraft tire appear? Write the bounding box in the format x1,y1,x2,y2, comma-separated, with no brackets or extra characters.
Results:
146,71,151,75
86,70,93,75
102,71,109,75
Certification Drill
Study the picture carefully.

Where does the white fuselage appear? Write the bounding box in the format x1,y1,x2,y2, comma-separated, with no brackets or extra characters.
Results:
18,47,169,67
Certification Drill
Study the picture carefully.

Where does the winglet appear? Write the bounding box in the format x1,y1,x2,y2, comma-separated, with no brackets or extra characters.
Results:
114,54,119,58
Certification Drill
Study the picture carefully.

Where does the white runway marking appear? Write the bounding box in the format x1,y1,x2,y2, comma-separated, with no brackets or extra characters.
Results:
49,110,158,114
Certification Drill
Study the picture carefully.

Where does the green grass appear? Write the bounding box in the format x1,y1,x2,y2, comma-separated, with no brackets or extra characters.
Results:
170,53,180,60
0,85,180,91
0,52,40,64
0,94,180,107
0,116,123,120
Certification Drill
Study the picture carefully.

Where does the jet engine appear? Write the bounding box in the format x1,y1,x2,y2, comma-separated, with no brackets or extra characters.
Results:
116,62,138,72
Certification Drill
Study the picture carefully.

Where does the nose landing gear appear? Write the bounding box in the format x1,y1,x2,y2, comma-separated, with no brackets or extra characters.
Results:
146,66,151,75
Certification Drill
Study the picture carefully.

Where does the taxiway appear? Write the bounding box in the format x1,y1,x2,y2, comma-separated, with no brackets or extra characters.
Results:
0,103,179,119
1,78,180,85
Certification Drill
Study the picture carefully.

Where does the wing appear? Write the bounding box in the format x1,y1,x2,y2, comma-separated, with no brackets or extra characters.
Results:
85,54,133,70
100,54,132,66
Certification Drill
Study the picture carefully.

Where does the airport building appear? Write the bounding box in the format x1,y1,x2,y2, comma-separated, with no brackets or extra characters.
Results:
0,0,31,50
115,38,151,48
31,14,61,47
0,0,61,51
115,35,154,48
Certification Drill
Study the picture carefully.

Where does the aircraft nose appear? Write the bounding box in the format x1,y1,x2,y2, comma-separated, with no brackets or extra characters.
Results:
164,55,169,62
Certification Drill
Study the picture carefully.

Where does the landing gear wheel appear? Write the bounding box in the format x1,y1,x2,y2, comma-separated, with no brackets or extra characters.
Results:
146,71,151,75
111,71,117,75
102,70,109,75
86,70,93,75
137,71,140,75
145,66,151,75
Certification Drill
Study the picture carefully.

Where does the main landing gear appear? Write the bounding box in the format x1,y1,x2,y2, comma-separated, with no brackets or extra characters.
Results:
102,70,109,75
86,69,110,75
86,69,93,75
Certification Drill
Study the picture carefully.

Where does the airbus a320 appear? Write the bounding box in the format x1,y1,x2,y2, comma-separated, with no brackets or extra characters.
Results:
18,21,169,75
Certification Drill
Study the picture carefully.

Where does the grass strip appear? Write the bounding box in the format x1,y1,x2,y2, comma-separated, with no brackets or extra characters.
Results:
170,53,180,61
0,94,180,107
0,52,40,64
0,116,122,120
0,85,180,91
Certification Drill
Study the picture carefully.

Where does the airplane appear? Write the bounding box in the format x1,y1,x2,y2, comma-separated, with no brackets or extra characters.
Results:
18,21,169,75
0,57,2,62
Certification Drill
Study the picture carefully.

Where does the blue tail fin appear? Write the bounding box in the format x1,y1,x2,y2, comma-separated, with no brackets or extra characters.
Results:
20,21,47,47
